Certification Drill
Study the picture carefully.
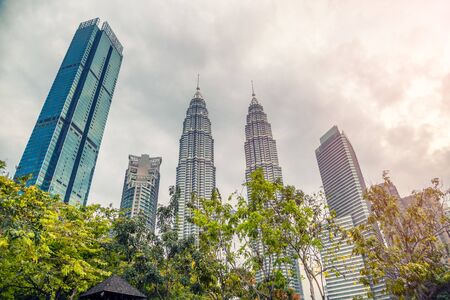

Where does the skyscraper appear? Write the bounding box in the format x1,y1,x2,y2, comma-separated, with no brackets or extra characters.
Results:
315,126,389,299
120,154,162,231
14,18,123,206
175,80,216,240
244,85,303,296
244,86,282,185
320,215,371,299
315,126,369,226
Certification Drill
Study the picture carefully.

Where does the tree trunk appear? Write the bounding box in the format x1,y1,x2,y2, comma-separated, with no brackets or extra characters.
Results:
312,274,324,300
306,272,316,300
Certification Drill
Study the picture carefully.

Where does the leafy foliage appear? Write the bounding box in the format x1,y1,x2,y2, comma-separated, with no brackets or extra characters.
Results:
232,169,342,300
348,174,450,299
12,160,448,300
190,189,254,299
112,187,209,299
271,183,341,300
0,164,115,299
234,169,300,299
0,162,208,300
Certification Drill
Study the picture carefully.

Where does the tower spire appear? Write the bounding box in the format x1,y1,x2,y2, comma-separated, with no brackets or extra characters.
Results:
250,80,259,105
193,74,203,99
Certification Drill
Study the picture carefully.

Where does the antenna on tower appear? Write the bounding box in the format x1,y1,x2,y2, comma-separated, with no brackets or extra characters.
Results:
251,80,255,97
197,74,200,90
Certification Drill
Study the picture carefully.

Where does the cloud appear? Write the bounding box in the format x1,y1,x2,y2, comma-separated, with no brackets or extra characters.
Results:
1,0,450,207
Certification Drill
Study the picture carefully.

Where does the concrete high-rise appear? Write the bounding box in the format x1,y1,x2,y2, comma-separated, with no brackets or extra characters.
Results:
120,154,162,231
316,126,389,299
320,215,372,299
315,126,370,226
244,86,303,296
175,80,216,239
14,18,123,206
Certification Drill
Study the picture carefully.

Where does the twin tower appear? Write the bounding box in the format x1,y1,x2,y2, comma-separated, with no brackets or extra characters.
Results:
119,80,303,294
121,81,287,239
174,81,303,294
174,81,284,240
12,17,301,294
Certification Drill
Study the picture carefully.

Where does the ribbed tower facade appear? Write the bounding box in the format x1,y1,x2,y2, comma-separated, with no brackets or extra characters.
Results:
244,89,303,296
120,154,162,231
175,84,216,240
14,18,123,206
244,93,282,184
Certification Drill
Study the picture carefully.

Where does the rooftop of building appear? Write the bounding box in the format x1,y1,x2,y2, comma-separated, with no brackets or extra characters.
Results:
78,18,123,56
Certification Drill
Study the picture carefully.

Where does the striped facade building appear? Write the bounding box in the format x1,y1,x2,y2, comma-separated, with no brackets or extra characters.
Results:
316,125,390,299
315,126,370,227
321,215,371,298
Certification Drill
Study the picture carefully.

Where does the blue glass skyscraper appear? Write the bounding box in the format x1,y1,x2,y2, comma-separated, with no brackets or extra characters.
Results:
14,18,123,206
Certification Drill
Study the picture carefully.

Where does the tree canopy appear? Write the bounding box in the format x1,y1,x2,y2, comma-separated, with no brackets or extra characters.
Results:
3,161,449,300
348,174,450,299
0,167,115,299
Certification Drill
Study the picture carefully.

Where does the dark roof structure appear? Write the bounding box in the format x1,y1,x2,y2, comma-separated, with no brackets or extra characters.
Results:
79,275,147,300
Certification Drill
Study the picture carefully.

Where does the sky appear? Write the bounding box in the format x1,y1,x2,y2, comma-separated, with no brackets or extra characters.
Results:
1,0,450,208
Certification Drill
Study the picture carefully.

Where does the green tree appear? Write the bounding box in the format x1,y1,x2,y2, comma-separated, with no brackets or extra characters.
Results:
190,188,254,299
272,185,342,300
233,169,344,300
349,174,450,299
110,186,208,299
0,162,115,299
0,161,214,299
234,169,301,300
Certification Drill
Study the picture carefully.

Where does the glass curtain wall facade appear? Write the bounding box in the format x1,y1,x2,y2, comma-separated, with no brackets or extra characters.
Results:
120,154,162,232
244,90,303,296
175,85,216,239
14,18,123,206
